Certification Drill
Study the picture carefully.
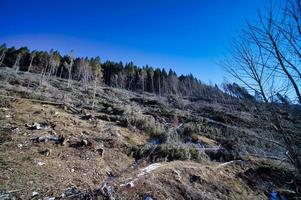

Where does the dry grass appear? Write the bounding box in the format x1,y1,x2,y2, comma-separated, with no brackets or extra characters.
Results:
0,100,147,199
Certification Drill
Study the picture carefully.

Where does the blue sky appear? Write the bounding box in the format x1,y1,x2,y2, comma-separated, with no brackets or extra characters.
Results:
0,0,273,84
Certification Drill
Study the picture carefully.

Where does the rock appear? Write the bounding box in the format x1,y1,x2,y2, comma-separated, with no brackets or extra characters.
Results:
31,134,65,145
11,127,20,134
53,111,60,117
56,135,66,145
127,181,134,188
43,197,55,200
31,136,48,143
107,107,113,113
82,139,89,146
69,138,93,149
0,194,11,200
81,113,93,120
33,160,46,166
25,122,49,130
120,178,138,188
32,191,38,197
61,187,80,198
189,175,202,183
95,146,104,156
39,149,51,157
100,183,115,200
0,191,13,200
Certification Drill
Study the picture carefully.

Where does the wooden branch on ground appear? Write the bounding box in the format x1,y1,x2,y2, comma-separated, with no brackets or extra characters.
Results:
216,160,243,169
0,94,81,114
247,154,288,161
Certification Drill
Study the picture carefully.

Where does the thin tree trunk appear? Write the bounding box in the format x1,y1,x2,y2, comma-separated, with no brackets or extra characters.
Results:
151,76,154,93
0,49,6,67
158,77,161,96
28,56,34,72
40,67,45,85
13,54,21,71
46,65,53,81
59,67,63,78
92,77,97,110
67,66,72,88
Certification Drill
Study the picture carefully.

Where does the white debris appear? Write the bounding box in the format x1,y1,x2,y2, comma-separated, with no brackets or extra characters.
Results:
54,111,60,117
173,170,181,181
12,127,20,134
32,191,38,197
36,161,46,166
120,178,138,187
43,197,55,200
138,163,163,177
120,163,164,188
25,122,49,130
17,144,23,148
61,187,80,198
216,160,243,169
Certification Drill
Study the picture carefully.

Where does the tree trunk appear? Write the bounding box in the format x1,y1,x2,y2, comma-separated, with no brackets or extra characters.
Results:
13,54,21,71
28,56,34,72
158,77,161,96
67,65,72,88
270,35,301,103
0,49,6,67
92,77,97,110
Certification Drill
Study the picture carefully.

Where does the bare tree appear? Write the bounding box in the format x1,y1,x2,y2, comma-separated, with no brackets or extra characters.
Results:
27,51,36,72
223,0,301,175
39,52,50,85
245,1,301,103
46,50,60,81
90,57,103,109
139,69,147,104
0,47,6,67
79,58,92,93
13,53,21,71
149,69,154,93
65,50,74,88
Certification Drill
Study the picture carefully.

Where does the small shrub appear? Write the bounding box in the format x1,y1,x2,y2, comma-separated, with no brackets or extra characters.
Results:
131,143,207,162
183,122,198,136
189,146,207,162
123,107,165,137
191,133,199,142
127,135,136,146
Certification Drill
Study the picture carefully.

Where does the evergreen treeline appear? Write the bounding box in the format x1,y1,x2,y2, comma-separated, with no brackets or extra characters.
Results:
0,44,255,103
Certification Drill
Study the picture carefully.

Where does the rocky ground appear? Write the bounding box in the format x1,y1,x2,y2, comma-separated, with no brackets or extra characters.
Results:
0,68,300,199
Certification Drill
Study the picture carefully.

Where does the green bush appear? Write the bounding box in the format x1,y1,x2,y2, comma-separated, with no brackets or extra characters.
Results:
131,143,207,162
123,107,165,137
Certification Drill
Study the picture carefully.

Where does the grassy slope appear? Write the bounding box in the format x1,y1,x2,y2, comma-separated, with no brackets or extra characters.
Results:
0,68,300,199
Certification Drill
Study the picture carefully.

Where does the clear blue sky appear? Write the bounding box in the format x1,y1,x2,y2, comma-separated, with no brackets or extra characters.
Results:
0,0,273,84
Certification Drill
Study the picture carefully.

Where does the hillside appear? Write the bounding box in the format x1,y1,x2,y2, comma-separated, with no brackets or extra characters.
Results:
0,68,300,199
